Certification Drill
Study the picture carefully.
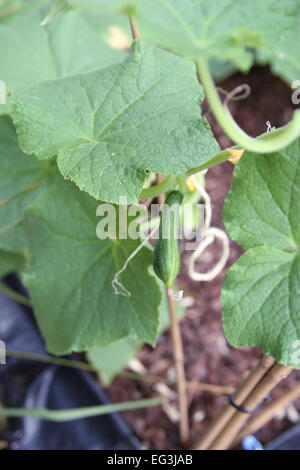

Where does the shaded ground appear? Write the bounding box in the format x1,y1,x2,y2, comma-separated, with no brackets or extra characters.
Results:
106,66,300,450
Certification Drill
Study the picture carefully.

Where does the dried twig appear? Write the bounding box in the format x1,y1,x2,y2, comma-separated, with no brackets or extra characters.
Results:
120,370,233,395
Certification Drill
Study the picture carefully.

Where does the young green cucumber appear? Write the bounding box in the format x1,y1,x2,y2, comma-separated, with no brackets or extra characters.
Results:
153,190,183,288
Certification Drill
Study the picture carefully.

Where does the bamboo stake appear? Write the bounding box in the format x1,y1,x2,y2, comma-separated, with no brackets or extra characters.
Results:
167,289,189,445
235,380,300,444
191,354,276,450
209,363,292,450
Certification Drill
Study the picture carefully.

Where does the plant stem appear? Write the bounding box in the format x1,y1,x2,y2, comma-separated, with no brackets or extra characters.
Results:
129,16,140,39
177,174,188,195
183,119,300,178
0,283,32,307
185,148,235,176
6,349,93,371
191,354,275,450
0,397,164,422
196,58,300,153
140,175,176,198
167,288,189,445
235,380,300,445
209,362,292,450
139,122,298,200
6,349,232,395
140,149,232,199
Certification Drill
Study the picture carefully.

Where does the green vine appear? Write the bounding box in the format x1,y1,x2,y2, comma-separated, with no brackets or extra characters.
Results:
196,58,300,154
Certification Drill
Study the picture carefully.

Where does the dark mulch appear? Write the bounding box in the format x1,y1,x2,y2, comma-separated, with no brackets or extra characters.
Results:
106,66,300,450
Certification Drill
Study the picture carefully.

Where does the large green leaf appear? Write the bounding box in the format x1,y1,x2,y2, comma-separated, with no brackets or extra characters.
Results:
64,0,126,11
87,337,140,384
43,0,131,38
23,175,162,354
0,2,126,112
87,284,185,383
135,0,300,72
0,115,56,253
222,140,300,367
58,0,300,73
11,41,219,204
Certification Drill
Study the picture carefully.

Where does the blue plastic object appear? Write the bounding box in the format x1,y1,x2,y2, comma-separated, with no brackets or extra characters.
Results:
242,435,264,450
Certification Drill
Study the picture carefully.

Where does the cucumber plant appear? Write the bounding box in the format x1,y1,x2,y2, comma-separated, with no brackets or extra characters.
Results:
0,0,300,445
153,190,183,288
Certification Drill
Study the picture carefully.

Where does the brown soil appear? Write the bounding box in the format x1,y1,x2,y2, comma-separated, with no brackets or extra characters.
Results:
106,66,300,450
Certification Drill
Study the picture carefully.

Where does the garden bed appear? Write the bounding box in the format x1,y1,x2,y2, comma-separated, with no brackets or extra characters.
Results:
1,2,300,451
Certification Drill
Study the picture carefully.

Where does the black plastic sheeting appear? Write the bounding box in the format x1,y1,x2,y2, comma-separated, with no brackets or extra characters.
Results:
0,276,141,450
266,422,300,450
2,276,300,451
